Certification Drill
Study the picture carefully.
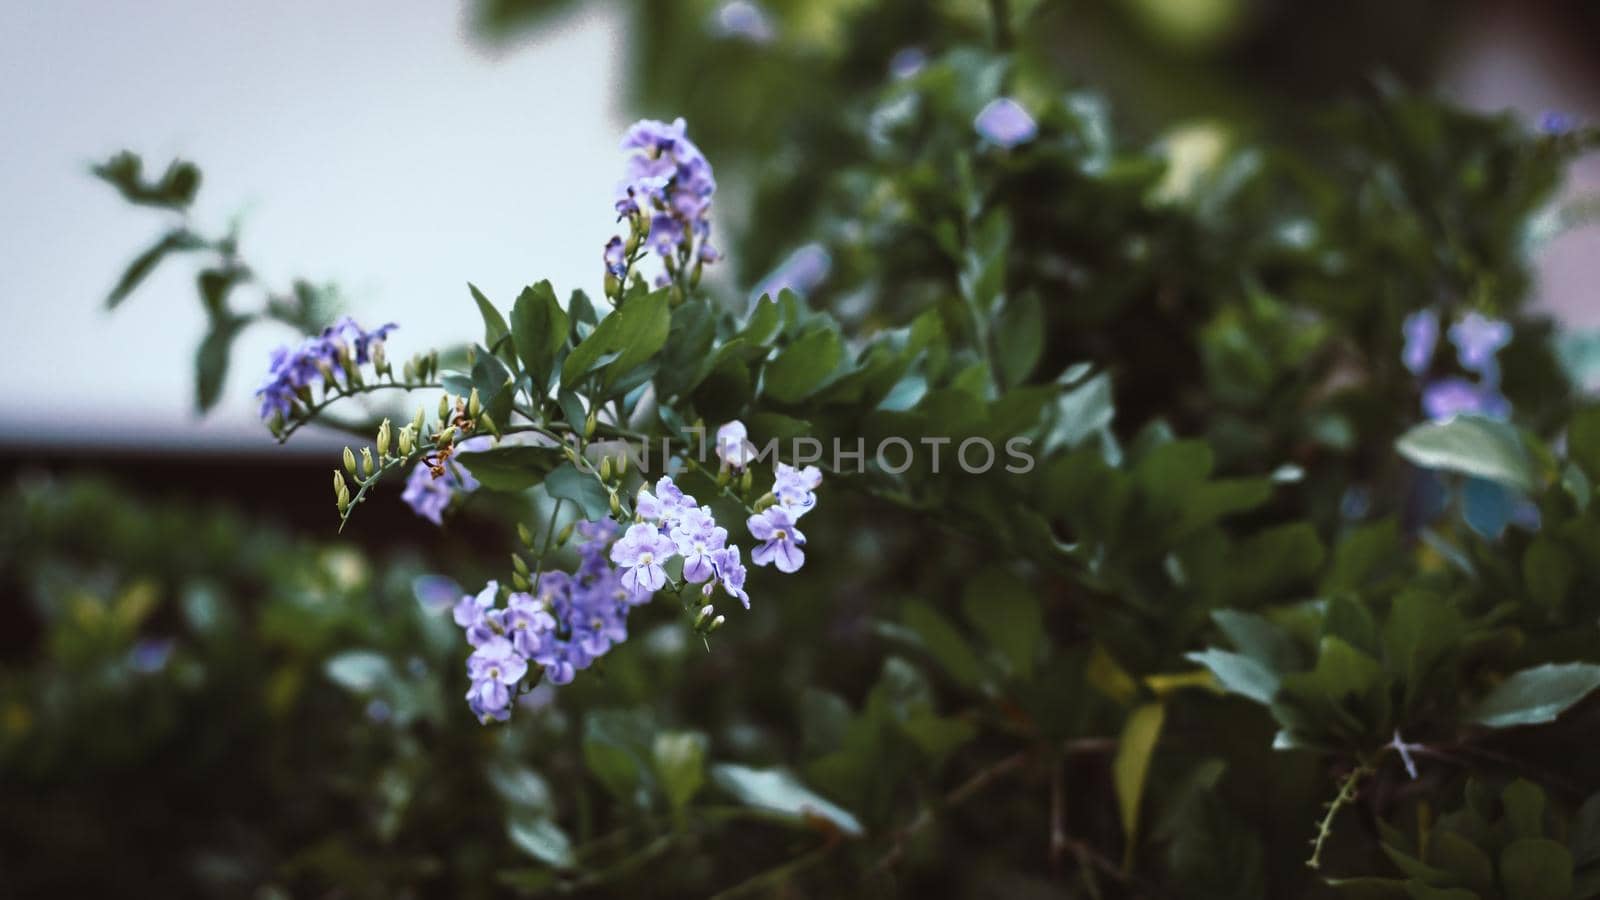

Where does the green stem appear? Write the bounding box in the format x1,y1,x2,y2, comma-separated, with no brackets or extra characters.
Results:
529,498,566,595
278,379,442,444
1307,760,1373,870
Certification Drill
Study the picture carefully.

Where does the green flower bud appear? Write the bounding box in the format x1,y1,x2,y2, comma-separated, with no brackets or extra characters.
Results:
599,456,612,481
360,447,375,477
468,388,482,420
342,447,357,476
512,572,530,591
512,554,530,577
411,406,426,437
557,522,575,547
717,465,731,487
402,359,416,385
739,469,753,493
753,491,777,511
376,419,392,457
479,413,498,437
609,491,621,516
371,341,388,375
438,394,450,420
333,469,347,497
616,451,628,475
584,410,597,439
398,426,414,457
708,614,725,633
437,426,456,448
517,522,534,547
695,604,715,630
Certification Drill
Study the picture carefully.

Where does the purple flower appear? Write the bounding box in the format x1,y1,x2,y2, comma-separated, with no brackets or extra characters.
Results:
604,236,627,277
613,118,719,277
773,462,822,518
572,601,629,657
708,545,751,609
1401,309,1439,375
675,523,728,584
1540,111,1576,136
975,98,1037,149
254,318,396,421
713,0,775,43
889,47,926,80
413,574,461,615
752,244,832,300
465,636,528,723
1448,312,1512,377
453,581,499,629
611,523,677,594
129,637,175,674
748,506,806,573
1422,378,1511,422
717,420,757,470
400,437,490,525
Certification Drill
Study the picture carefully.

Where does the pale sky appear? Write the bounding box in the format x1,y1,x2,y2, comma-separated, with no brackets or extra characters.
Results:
0,0,627,450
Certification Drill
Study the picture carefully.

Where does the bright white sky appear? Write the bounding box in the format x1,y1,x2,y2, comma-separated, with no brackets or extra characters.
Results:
0,0,627,449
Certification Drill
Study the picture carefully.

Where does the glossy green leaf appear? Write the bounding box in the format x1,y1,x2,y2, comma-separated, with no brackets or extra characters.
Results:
1468,663,1600,729
544,462,611,521
763,327,845,403
1395,416,1535,492
710,764,863,837
511,280,569,392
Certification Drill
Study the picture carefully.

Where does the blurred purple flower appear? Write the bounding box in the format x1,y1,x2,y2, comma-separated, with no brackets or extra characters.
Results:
752,244,831,301
1422,377,1510,421
1448,312,1512,377
974,98,1037,148
1540,110,1576,135
712,0,775,43
889,47,927,79
129,637,175,674
1400,309,1439,375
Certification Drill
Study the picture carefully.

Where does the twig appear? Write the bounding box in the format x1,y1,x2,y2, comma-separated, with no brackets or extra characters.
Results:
872,750,1030,875
1307,760,1373,870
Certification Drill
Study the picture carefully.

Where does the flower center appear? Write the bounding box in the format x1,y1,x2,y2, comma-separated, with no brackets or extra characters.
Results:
639,552,654,565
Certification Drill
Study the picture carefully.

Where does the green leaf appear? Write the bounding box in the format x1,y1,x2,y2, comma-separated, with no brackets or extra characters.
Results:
107,229,204,308
1523,537,1576,611
1503,779,1547,840
739,294,783,349
93,151,202,209
1429,831,1494,896
763,327,845,403
582,709,654,805
902,602,983,687
468,283,513,357
1468,663,1600,729
1212,610,1303,673
1045,372,1115,454
544,462,611,521
1396,416,1536,492
1113,702,1165,868
898,710,978,761
653,731,708,815
995,292,1044,386
195,315,247,413
710,764,863,837
1381,590,1464,709
458,445,562,492
324,650,394,693
507,815,574,868
960,567,1041,678
511,281,569,393
1499,838,1573,900
1185,649,1279,705
1569,408,1600,481
560,290,670,392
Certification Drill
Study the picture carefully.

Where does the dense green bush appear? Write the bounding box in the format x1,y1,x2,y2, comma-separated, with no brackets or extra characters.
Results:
10,1,1600,896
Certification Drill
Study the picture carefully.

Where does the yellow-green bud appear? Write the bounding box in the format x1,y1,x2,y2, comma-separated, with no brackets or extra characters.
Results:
360,447,375,477
584,410,597,439
468,388,482,420
717,465,731,487
402,359,416,384
438,394,450,420
371,341,388,375
557,522,576,547
342,447,357,476
616,451,628,475
599,457,612,481
334,469,347,497
437,426,456,448
739,469,753,493
411,406,426,437
708,615,725,633
512,572,530,591
479,413,498,437
695,604,715,630
609,491,621,516
512,553,529,576
376,419,392,457
753,491,777,511
398,426,414,456
517,522,534,547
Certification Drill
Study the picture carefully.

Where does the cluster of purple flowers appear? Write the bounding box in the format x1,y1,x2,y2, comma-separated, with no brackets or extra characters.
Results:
615,474,752,607
255,316,396,421
1402,310,1513,422
456,521,646,723
401,435,493,525
607,118,720,287
974,97,1038,149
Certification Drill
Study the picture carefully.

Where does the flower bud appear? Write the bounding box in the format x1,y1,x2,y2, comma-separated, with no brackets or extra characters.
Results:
753,491,777,511
609,492,621,516
512,553,529,576
717,465,731,487
695,604,715,630
334,469,348,497
468,388,482,420
709,615,725,633
479,413,498,437
557,522,576,546
360,447,375,477
398,426,414,456
584,410,597,439
517,522,534,547
512,572,530,591
371,341,388,375
739,469,753,493
376,419,392,457
599,456,612,482
438,394,450,420
402,359,416,384
412,406,426,437
616,451,628,475
427,350,439,379
438,427,457,450
604,273,621,300
342,447,357,476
